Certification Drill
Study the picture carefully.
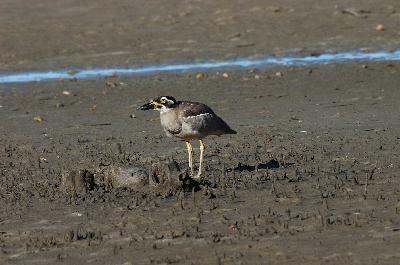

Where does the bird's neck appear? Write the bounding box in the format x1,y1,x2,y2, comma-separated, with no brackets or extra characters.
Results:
158,106,172,114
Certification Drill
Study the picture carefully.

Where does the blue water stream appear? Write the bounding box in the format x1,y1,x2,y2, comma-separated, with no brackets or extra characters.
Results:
1,50,399,84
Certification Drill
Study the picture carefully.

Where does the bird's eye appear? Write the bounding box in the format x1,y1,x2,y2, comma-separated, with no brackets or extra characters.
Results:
160,97,166,103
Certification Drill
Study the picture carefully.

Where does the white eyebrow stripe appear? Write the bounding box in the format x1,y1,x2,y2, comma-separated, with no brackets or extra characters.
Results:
161,97,174,104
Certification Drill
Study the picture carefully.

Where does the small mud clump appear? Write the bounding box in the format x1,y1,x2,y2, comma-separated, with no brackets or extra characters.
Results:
150,160,200,197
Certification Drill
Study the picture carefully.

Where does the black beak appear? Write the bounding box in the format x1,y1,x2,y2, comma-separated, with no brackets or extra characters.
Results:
138,102,153,110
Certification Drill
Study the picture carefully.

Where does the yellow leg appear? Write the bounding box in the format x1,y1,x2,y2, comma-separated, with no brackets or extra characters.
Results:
185,141,194,176
195,139,205,179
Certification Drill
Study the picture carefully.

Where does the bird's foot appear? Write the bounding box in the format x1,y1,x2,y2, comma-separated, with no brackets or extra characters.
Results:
192,173,202,179
186,168,194,177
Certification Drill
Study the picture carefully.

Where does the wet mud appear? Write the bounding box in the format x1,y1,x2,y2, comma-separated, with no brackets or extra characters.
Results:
2,62,400,264
1,1,400,264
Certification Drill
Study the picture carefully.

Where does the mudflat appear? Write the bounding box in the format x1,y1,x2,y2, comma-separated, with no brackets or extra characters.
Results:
1,1,400,265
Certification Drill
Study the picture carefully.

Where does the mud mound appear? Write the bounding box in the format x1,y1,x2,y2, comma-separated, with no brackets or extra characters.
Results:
104,166,149,188
59,160,201,200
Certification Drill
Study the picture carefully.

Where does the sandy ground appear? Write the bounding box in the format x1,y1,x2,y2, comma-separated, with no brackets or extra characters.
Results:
2,0,400,71
1,1,400,265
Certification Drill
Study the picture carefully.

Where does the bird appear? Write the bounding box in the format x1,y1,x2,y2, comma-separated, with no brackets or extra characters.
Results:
138,96,236,178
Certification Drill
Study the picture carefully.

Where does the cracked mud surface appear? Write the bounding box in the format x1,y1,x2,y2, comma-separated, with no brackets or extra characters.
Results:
1,1,400,264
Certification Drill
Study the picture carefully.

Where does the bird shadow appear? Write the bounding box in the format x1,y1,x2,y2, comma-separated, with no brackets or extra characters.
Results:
233,159,289,172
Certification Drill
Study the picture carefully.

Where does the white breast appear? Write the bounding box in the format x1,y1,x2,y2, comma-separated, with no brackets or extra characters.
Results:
160,109,181,137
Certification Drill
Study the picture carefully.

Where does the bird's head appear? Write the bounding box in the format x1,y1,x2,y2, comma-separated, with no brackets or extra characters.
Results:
138,96,179,112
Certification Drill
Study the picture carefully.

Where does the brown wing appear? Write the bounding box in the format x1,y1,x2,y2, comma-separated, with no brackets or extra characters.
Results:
179,101,215,117
180,101,236,136
199,113,236,135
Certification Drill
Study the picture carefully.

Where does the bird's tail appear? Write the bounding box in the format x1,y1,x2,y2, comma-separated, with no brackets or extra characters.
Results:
226,128,237,134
